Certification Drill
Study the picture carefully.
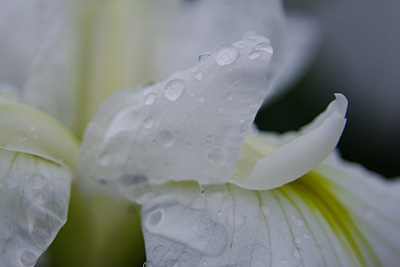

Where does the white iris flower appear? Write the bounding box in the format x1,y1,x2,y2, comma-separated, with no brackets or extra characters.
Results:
0,1,399,267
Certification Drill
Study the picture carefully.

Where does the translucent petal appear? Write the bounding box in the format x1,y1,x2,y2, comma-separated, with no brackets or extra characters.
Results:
266,13,321,104
152,0,286,92
316,152,400,266
139,164,400,267
79,36,273,188
0,100,80,170
231,94,347,190
0,149,72,267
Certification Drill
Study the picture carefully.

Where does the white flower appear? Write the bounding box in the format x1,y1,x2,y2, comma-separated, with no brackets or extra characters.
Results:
0,1,399,267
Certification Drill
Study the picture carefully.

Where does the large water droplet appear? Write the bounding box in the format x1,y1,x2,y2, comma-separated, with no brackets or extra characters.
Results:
215,44,239,66
144,92,157,105
143,116,154,129
157,129,174,147
206,148,225,166
143,261,154,267
20,250,36,267
164,79,185,101
147,209,164,227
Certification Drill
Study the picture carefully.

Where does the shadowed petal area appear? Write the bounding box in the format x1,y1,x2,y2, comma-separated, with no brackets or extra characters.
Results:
0,150,72,267
79,35,273,189
138,159,400,267
231,94,347,190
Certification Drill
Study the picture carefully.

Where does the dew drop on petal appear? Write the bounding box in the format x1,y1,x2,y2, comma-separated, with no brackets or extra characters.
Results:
147,209,164,227
143,116,154,129
144,92,157,105
164,79,185,101
254,42,273,53
157,129,174,147
20,250,36,267
206,148,225,166
143,261,154,267
215,44,239,66
198,52,211,62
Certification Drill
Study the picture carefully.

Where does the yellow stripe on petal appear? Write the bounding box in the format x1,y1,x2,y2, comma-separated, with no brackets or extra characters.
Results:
0,101,80,170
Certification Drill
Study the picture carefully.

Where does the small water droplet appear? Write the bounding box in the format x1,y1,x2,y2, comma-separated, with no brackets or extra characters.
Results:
99,151,111,166
303,232,310,239
218,210,222,216
195,72,203,80
18,134,27,144
198,94,205,102
20,250,36,266
164,79,185,101
157,129,174,147
226,93,232,101
28,123,36,132
293,215,304,227
144,92,157,105
294,236,302,244
147,209,164,227
143,116,154,129
143,261,154,267
215,44,239,66
198,52,211,62
206,148,225,166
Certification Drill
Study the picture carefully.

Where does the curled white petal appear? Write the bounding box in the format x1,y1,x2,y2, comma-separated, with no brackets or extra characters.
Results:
79,36,273,188
0,150,72,267
231,94,347,190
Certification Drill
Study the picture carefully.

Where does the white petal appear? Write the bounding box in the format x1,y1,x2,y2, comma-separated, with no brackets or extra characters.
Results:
266,13,321,104
139,166,399,267
79,36,273,188
0,100,80,170
0,149,72,267
231,94,347,190
152,0,286,90
316,152,400,266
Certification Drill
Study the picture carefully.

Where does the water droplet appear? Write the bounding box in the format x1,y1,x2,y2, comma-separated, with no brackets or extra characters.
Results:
206,148,225,166
249,50,262,60
147,209,164,227
32,174,46,189
28,123,36,132
20,250,36,266
254,42,273,53
198,94,205,102
195,72,203,80
144,92,157,105
157,129,174,147
143,116,154,129
143,261,154,267
294,236,302,244
164,79,185,101
18,134,26,144
99,151,111,166
218,210,223,216
215,44,239,66
226,93,232,101
198,52,211,62
303,232,310,239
